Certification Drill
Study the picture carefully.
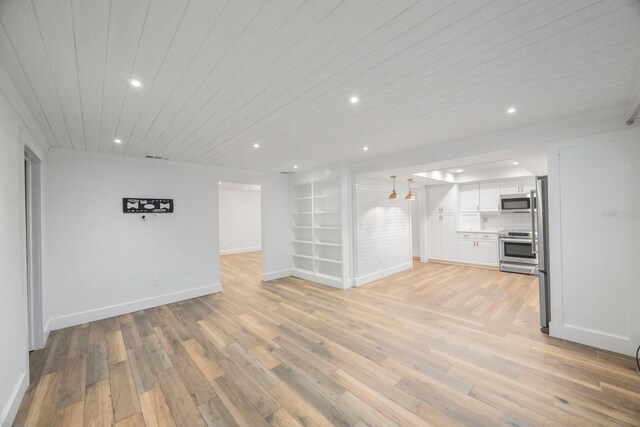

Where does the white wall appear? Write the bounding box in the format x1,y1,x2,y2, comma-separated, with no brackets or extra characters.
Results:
0,70,47,425
219,188,261,255
355,176,412,286
44,149,291,332
548,126,640,356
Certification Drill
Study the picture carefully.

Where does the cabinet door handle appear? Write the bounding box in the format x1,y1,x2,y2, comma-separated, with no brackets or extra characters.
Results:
476,205,479,211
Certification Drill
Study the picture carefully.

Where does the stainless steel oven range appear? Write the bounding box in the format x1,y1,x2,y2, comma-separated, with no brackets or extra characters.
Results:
498,230,537,275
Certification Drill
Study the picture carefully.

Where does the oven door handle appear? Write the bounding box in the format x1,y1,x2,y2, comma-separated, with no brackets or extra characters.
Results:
499,238,533,244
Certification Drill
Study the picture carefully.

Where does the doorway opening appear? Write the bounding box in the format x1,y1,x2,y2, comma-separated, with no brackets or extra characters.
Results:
218,182,263,287
24,147,43,351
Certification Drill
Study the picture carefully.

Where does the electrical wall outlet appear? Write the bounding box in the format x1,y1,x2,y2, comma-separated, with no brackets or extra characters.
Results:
152,278,159,288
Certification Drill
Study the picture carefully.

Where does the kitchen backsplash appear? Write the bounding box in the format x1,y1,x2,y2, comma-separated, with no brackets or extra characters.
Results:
482,212,531,231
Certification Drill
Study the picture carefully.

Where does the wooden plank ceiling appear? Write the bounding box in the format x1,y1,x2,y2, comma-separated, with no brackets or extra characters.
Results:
0,0,639,172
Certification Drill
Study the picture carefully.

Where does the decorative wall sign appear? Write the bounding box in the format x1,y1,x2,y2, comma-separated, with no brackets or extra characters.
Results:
123,198,174,213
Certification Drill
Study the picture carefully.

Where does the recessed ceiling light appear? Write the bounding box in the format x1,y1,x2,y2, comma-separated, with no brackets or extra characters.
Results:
455,169,464,173
363,146,369,151
130,79,142,88
350,96,360,104
113,138,122,144
253,143,260,148
218,181,222,184
507,106,516,114
293,165,298,169
513,161,519,165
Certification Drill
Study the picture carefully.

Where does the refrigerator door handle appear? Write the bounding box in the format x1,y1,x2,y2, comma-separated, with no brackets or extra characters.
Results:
530,190,537,254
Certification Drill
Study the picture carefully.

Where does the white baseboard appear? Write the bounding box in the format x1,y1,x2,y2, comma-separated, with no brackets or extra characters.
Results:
220,246,261,255
262,269,291,281
1,371,27,427
44,283,221,333
355,262,412,287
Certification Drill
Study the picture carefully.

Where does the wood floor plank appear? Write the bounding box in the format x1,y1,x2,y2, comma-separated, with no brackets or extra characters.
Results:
106,330,128,365
268,408,304,427
23,372,63,427
57,355,86,407
84,379,114,427
210,375,271,427
110,360,141,422
53,400,84,427
85,341,109,387
169,349,217,405
198,396,239,427
16,252,640,427
128,346,159,394
157,367,206,427
139,387,176,427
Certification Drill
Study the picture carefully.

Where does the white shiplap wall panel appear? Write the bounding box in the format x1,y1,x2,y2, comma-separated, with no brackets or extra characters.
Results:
112,0,190,156
188,0,427,162
0,26,55,149
0,0,72,148
0,0,638,170
125,0,228,157
99,0,150,152
215,1,638,163
137,0,265,155
171,0,390,161
32,0,85,149
355,176,411,282
160,0,305,159
71,0,111,152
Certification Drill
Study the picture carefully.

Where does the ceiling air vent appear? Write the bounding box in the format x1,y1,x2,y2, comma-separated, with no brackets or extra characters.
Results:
145,155,168,160
280,171,295,175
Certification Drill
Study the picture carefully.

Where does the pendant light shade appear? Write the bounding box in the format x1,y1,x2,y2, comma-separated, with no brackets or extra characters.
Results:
389,176,398,200
405,178,415,201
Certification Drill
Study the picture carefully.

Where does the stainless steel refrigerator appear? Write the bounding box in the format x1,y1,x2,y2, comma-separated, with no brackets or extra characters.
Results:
532,176,550,333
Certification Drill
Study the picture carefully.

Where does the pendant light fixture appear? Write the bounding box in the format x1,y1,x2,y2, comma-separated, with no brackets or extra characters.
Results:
405,178,415,201
389,176,398,200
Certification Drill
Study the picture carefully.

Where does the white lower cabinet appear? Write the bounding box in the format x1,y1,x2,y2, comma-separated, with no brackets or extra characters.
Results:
456,232,498,266
427,214,457,261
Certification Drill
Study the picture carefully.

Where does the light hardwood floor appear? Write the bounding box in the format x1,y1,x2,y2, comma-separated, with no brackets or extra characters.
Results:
15,252,640,426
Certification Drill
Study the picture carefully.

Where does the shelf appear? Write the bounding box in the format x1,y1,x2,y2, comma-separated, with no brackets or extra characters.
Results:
295,196,313,200
292,267,313,276
293,240,313,244
293,253,313,260
292,212,312,214
292,226,312,229
316,272,342,281
316,257,342,264
315,226,341,230
315,241,341,247
315,211,339,214
313,194,337,199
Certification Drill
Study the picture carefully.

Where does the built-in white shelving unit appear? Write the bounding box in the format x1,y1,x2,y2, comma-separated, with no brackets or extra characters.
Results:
290,170,351,289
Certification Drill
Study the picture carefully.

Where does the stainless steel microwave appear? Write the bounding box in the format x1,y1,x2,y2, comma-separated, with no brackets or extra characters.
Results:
500,193,534,213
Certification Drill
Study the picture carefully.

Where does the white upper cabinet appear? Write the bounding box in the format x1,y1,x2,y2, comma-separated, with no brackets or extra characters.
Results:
442,185,456,213
479,182,500,212
426,184,456,213
521,177,536,193
427,186,443,214
459,184,479,212
500,178,536,194
500,180,520,194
